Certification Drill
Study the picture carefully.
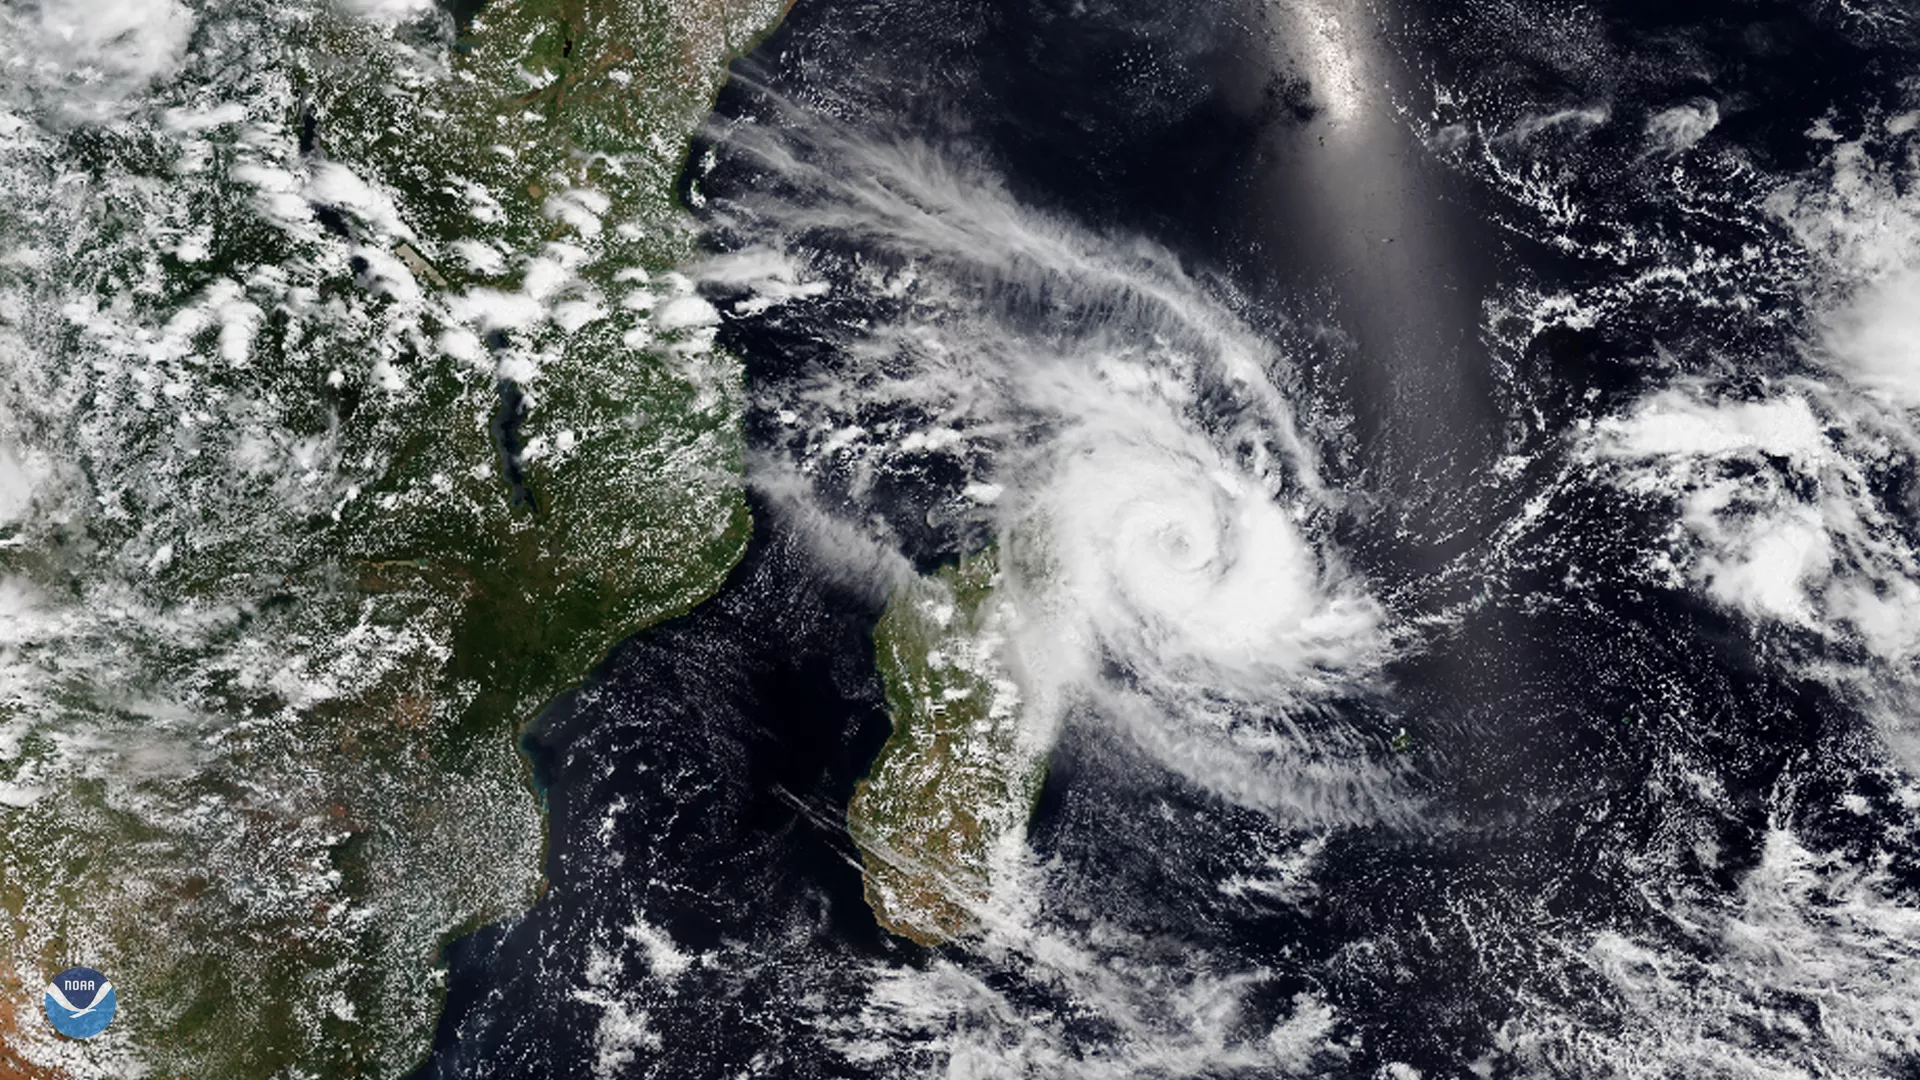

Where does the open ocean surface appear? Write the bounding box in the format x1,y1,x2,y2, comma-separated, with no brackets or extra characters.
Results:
419,1,1920,1076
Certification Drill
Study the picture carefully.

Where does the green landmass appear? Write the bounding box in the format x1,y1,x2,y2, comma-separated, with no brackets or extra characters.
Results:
849,549,1049,945
0,0,786,1075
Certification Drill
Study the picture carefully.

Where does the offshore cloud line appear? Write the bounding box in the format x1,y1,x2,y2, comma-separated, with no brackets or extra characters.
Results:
701,109,1410,830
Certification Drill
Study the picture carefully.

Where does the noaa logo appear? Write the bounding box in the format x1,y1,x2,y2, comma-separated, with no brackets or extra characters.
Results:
43,966,115,1039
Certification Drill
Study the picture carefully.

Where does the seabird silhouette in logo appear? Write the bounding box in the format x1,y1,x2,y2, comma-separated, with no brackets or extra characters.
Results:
43,966,115,1039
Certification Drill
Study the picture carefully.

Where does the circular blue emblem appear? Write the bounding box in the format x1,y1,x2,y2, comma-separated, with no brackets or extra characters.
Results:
43,966,115,1039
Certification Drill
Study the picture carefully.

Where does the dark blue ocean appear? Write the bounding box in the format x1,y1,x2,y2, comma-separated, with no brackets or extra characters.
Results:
414,1,1916,1076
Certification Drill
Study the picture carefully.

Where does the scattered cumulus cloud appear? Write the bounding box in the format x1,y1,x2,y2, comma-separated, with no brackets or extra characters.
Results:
3,0,196,121
334,0,437,22
1645,98,1719,156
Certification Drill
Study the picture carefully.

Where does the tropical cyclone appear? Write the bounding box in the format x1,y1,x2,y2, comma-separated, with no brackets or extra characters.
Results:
0,0,785,1075
702,124,1393,944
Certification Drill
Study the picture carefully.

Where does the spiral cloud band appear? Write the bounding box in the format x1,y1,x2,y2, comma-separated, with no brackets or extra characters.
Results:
702,113,1398,826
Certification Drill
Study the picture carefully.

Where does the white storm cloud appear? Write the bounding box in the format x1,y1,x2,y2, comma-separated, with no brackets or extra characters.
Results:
5,0,197,120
